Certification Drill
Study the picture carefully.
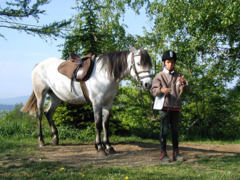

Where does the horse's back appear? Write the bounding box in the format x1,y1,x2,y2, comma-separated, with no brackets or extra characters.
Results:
33,57,64,73
32,58,89,104
32,57,62,85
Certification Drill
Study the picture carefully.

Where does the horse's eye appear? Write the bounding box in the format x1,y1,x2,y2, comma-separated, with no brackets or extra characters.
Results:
137,62,140,66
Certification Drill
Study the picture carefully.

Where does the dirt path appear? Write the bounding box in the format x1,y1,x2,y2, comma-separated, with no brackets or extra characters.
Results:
38,142,240,167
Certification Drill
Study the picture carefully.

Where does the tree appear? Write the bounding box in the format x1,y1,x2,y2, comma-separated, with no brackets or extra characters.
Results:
61,0,135,58
55,0,137,128
0,0,70,38
143,0,240,139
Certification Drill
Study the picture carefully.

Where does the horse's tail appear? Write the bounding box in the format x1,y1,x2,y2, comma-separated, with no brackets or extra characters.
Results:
21,91,37,115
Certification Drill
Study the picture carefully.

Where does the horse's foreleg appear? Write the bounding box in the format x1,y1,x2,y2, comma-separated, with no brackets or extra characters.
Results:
36,107,45,147
44,93,61,145
102,108,115,154
93,106,105,155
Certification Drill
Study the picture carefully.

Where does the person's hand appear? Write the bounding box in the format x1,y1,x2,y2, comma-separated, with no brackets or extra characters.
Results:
178,76,186,85
161,88,171,95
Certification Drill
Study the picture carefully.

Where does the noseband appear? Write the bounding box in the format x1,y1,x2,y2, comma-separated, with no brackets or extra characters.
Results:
130,52,151,84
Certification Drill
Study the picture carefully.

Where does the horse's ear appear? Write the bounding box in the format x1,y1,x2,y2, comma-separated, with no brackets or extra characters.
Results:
130,47,138,54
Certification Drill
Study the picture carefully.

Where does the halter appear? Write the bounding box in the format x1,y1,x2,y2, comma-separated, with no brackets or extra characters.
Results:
130,52,151,86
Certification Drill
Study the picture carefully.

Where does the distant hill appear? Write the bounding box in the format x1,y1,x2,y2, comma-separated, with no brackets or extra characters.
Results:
0,96,28,105
0,104,15,111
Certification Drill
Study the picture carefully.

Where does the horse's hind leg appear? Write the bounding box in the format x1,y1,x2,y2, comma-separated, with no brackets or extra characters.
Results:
34,88,47,148
44,92,61,145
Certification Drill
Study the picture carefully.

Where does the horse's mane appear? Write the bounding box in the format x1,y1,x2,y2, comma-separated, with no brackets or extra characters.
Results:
140,49,152,68
98,49,152,81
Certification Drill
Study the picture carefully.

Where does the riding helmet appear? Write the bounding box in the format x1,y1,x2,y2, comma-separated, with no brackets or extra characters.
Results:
162,50,177,62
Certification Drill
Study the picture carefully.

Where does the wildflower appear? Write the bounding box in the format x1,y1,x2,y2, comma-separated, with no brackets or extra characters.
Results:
125,176,129,180
60,167,65,171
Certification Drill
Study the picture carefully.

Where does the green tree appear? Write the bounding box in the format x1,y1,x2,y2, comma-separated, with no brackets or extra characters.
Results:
55,0,136,128
0,0,70,38
61,0,136,58
144,0,240,139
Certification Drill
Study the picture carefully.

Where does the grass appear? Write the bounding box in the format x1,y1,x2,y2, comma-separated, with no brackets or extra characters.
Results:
0,135,240,180
0,111,240,179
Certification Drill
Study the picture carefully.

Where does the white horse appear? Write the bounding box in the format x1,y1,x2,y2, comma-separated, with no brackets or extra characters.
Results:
22,48,152,155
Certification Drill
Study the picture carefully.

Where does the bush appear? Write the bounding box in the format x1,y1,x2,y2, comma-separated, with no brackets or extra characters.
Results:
111,86,160,139
58,124,95,142
0,104,95,142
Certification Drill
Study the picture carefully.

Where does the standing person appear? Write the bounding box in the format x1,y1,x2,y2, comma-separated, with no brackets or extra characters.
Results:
151,50,189,162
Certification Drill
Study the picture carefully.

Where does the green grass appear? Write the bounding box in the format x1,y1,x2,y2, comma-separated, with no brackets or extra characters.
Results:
0,135,240,180
0,155,240,179
0,111,240,180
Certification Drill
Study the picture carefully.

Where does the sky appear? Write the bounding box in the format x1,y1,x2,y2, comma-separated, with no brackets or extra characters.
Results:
0,0,152,99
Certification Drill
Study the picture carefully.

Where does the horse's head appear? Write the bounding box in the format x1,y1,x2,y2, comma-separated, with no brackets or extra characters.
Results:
129,47,152,89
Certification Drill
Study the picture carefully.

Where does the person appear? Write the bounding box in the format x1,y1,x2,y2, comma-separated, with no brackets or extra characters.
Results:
151,50,189,162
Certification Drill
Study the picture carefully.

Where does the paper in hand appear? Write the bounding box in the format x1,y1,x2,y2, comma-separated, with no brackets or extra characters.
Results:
153,94,166,110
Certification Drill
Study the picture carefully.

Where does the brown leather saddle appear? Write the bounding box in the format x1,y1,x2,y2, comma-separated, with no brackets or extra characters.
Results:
58,53,95,101
58,53,95,82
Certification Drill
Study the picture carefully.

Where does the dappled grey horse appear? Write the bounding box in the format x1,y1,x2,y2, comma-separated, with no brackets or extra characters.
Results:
22,48,152,155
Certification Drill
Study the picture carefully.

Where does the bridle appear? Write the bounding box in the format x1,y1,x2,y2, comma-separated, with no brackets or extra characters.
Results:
130,52,151,86
129,51,152,110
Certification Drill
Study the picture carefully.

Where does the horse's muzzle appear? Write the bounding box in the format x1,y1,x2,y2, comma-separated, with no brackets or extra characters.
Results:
141,81,152,90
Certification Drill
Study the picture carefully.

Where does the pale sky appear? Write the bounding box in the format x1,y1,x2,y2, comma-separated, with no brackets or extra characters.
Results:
0,0,152,99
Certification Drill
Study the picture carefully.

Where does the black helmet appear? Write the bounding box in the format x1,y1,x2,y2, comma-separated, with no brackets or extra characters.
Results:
162,50,177,62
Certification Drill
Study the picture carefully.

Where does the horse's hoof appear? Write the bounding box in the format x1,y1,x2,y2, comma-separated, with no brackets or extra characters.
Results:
97,149,107,157
52,136,59,145
38,141,45,148
105,147,116,154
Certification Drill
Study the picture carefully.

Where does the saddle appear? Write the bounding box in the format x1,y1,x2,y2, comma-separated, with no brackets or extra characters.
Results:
58,53,95,81
58,53,95,101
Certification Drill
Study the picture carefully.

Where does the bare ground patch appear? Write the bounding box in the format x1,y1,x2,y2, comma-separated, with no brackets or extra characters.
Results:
37,142,240,167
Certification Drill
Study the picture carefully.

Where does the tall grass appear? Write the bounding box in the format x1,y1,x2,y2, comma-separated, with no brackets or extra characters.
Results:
0,105,96,143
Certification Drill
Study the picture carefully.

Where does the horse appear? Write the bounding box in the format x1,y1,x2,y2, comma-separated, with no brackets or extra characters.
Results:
21,47,152,155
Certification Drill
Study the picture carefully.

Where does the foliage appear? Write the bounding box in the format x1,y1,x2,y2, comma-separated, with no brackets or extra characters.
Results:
142,0,240,139
55,0,137,131
61,0,136,59
111,84,160,139
53,103,94,128
0,104,96,142
0,0,71,39
54,0,240,140
0,104,37,137
3,0,238,140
